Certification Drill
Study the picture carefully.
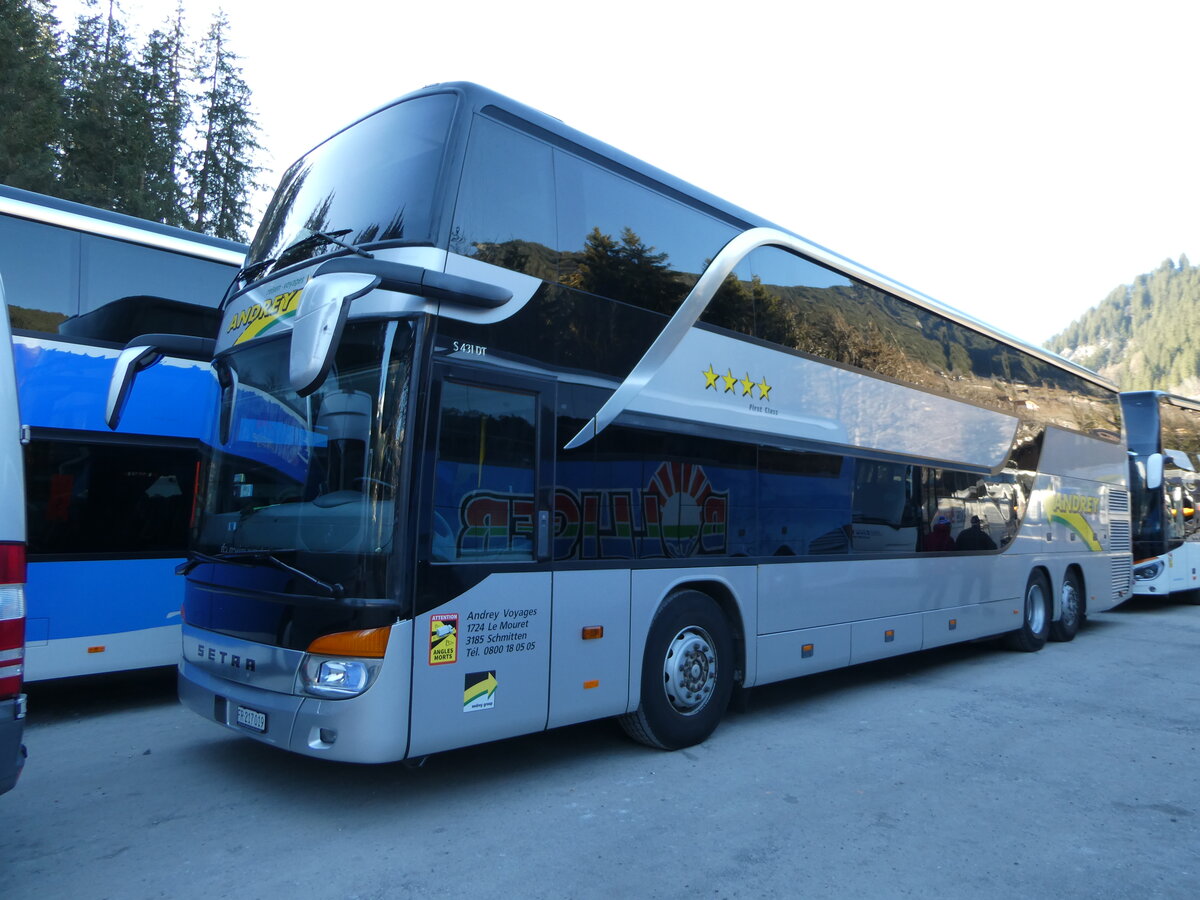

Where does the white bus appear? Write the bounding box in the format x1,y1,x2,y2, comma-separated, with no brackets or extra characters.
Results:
110,83,1133,762
1122,391,1200,602
0,277,28,793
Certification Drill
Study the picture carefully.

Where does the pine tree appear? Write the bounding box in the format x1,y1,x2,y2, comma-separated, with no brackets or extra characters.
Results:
0,0,64,193
134,2,191,225
1047,256,1200,392
188,11,262,240
59,0,150,211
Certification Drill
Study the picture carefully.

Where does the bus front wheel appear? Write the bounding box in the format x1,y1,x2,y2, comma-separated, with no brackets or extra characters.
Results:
619,590,734,750
1050,570,1083,642
1006,570,1051,652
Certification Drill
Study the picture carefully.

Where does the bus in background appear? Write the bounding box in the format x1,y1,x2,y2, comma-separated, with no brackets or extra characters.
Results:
110,83,1132,763
1122,391,1200,603
0,185,245,680
1,278,28,793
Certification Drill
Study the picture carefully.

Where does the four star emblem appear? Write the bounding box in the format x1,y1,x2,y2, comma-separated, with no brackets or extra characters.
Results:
701,363,773,402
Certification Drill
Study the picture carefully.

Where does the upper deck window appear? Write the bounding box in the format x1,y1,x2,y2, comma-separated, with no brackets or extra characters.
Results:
450,117,557,280
247,93,457,276
554,152,737,315
0,214,235,338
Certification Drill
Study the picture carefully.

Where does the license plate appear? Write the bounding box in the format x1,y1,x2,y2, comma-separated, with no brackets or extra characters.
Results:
235,705,267,733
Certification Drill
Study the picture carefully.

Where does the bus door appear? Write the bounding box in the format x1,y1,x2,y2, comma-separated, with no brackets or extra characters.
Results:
408,364,556,757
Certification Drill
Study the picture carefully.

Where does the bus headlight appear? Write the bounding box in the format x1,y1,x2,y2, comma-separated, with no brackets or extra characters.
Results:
299,627,389,698
1134,560,1165,581
301,656,379,698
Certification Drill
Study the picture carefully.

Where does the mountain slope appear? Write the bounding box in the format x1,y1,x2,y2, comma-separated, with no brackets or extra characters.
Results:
1046,256,1200,394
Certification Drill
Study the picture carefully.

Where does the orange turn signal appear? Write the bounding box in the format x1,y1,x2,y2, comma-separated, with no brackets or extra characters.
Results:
307,627,390,659
582,626,604,640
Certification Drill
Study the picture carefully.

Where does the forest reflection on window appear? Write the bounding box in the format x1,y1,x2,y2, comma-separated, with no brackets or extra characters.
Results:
448,113,1122,446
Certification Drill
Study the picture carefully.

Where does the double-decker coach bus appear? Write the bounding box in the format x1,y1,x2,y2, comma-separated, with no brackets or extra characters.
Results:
1121,391,1200,602
109,82,1132,762
0,185,245,680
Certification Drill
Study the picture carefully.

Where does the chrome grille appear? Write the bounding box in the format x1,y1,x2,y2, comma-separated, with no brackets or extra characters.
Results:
1109,520,1132,551
1111,554,1133,597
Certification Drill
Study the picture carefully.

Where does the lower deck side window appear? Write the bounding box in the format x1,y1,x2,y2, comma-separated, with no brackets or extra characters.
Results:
25,437,199,557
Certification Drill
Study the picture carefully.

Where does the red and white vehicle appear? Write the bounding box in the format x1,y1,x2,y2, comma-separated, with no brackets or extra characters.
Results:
0,276,27,795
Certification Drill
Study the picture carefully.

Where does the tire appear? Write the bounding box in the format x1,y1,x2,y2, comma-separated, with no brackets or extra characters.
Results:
1006,570,1051,652
1050,570,1083,642
619,590,734,750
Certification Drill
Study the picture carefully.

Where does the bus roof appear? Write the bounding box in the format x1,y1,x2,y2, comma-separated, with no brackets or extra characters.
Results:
0,184,246,267
286,81,1119,394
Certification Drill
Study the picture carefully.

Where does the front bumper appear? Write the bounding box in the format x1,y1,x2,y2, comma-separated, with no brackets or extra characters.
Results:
178,622,413,764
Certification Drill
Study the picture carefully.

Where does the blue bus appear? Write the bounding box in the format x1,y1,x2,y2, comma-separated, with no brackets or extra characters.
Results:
0,185,244,680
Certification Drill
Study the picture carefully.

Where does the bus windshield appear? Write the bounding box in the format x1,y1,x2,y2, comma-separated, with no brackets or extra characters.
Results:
196,320,415,597
245,92,457,278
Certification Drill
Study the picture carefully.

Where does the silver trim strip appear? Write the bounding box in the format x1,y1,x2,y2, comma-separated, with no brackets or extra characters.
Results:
0,194,245,266
182,625,303,693
567,226,1116,450
1159,393,1200,414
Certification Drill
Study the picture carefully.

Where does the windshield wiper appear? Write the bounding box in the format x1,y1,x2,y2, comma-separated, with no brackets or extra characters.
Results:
274,227,374,270
234,257,276,285
305,228,374,259
177,549,345,601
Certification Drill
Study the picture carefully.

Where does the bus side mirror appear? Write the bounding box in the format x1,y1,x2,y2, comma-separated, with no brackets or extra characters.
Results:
289,272,379,397
106,344,162,430
105,333,215,430
1146,452,1164,491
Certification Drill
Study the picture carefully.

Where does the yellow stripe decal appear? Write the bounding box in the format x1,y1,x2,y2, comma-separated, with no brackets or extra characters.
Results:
1051,512,1103,552
226,290,302,346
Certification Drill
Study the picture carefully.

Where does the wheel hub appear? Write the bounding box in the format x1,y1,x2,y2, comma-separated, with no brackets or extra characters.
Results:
1027,583,1047,633
664,627,717,715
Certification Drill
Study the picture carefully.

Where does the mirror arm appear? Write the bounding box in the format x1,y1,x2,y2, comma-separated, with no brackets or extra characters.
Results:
106,334,217,430
124,333,215,360
312,257,512,308
105,344,162,430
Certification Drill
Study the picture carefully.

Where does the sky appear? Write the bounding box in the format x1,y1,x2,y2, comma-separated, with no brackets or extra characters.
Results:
50,0,1200,347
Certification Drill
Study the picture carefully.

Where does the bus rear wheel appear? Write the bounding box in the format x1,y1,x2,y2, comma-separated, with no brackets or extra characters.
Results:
619,590,734,750
1006,570,1050,652
1050,570,1083,642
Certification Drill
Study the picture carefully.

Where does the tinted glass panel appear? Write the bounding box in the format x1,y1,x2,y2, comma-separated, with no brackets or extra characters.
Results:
450,116,557,280
248,93,456,275
1159,400,1200,465
757,448,850,556
851,461,921,553
918,468,1018,553
1157,400,1200,547
1,214,236,338
79,234,233,312
705,245,1121,443
433,382,537,562
555,151,737,315
548,418,1031,562
25,439,198,557
555,426,754,561
0,216,80,332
